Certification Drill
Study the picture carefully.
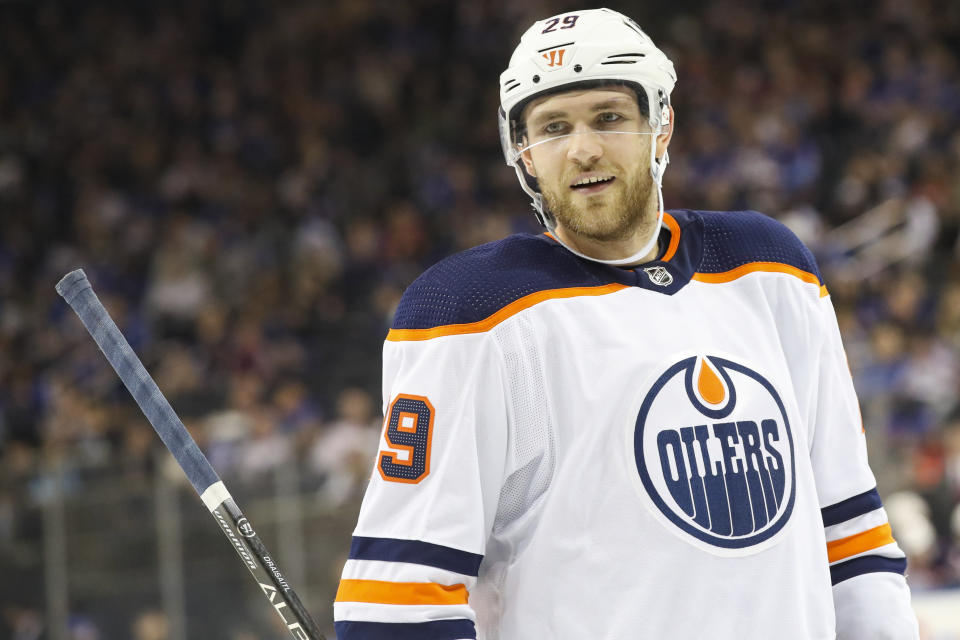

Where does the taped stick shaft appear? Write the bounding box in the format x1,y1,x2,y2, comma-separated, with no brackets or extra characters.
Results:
56,269,324,640
56,269,219,496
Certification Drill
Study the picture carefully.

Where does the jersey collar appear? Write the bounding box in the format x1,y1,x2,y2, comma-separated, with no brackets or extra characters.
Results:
543,211,703,295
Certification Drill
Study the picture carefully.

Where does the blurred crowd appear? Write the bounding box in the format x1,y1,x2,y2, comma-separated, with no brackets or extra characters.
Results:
2,0,960,635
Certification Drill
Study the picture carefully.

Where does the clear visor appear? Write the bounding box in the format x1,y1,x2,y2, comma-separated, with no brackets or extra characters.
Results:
508,129,659,166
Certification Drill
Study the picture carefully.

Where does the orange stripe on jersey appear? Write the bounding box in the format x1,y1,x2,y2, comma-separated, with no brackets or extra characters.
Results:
826,523,896,564
692,262,828,297
386,283,628,341
661,212,681,262
335,579,469,606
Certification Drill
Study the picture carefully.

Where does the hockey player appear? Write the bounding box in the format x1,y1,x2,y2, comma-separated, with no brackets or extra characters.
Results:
334,9,919,639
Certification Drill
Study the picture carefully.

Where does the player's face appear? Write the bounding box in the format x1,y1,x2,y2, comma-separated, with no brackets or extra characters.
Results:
520,87,657,242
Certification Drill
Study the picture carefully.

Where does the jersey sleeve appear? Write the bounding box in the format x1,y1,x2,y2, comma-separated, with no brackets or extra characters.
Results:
804,292,918,639
740,213,919,638
333,330,510,640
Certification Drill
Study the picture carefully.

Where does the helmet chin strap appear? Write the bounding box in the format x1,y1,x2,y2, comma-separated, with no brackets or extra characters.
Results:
541,133,667,267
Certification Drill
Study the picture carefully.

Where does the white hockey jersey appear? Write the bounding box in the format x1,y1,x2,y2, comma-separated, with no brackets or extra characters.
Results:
334,210,917,639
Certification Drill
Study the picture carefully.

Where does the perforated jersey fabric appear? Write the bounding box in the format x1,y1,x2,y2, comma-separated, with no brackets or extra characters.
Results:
492,314,556,535
390,209,823,332
696,209,822,279
390,232,604,331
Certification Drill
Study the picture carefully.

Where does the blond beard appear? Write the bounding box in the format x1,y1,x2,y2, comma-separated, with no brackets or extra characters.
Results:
541,166,657,242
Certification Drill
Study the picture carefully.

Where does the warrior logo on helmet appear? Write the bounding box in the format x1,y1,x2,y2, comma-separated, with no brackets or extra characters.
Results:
541,48,567,68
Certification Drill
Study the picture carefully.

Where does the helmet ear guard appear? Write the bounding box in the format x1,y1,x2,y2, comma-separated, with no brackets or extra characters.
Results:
498,105,552,227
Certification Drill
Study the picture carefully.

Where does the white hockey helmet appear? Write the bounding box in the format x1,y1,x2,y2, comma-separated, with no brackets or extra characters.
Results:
499,8,677,232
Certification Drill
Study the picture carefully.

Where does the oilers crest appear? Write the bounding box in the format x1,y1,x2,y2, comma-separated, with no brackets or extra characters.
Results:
631,354,796,555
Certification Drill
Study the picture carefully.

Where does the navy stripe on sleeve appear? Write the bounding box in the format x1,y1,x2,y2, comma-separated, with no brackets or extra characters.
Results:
821,488,883,527
335,619,476,640
830,555,907,585
349,536,484,577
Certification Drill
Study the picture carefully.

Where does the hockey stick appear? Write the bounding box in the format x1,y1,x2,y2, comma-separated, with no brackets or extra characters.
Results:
56,269,324,640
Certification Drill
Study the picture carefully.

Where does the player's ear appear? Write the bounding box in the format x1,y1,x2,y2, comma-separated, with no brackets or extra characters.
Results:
656,106,674,161
520,142,538,178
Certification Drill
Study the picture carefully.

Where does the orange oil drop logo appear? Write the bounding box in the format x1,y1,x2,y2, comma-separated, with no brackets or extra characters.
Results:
697,358,726,405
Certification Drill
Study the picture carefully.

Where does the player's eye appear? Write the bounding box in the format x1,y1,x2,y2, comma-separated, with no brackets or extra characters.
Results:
597,112,623,124
543,121,567,135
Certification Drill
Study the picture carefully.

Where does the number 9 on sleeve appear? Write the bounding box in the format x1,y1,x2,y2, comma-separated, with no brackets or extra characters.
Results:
378,394,435,484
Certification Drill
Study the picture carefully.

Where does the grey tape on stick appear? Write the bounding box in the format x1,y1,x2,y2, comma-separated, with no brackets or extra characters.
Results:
56,269,221,497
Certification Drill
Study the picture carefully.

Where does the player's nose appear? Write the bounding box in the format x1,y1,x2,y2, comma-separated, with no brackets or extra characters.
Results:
565,124,604,166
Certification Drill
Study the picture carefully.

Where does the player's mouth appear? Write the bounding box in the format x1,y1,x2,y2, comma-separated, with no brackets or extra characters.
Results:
570,174,616,194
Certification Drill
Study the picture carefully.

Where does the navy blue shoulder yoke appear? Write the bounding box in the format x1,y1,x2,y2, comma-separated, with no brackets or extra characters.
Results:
391,210,822,332
391,233,614,331
694,209,821,280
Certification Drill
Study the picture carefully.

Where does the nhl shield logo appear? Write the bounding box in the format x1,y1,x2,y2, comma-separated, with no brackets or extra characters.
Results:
643,266,673,287
631,355,796,555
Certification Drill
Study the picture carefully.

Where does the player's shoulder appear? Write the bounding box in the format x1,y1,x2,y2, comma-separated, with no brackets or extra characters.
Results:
686,209,822,282
391,233,607,332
